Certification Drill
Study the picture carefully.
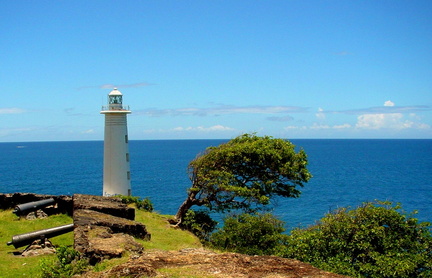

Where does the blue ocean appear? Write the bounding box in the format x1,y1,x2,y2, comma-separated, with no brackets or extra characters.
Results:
0,139,431,230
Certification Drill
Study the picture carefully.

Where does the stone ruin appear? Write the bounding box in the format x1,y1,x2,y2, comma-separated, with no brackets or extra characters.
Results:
73,194,150,264
1,193,151,263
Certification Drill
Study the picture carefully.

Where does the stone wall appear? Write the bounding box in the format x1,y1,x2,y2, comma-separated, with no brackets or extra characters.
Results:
73,194,150,264
0,193,73,216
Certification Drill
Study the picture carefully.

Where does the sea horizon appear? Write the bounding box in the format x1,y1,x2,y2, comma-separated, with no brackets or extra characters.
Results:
2,138,431,144
1,139,431,230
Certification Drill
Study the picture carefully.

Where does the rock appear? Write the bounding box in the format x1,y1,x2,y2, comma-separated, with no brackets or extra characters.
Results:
73,194,134,220
21,239,56,257
74,225,144,265
73,209,149,239
25,209,48,220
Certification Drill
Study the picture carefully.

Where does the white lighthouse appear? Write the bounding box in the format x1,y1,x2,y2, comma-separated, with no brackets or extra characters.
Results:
100,88,131,196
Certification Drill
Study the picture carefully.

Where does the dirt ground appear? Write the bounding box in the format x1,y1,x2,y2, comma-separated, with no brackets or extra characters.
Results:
82,248,349,278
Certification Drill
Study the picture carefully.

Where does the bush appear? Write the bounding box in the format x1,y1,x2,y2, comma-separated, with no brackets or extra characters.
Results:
284,201,432,278
39,246,88,277
118,195,154,212
181,209,218,242
210,213,289,256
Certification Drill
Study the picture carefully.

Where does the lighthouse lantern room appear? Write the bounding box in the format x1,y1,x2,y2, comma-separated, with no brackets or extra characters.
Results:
100,88,131,196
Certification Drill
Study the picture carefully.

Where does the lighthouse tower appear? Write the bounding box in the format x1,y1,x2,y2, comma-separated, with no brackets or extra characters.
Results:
100,88,131,196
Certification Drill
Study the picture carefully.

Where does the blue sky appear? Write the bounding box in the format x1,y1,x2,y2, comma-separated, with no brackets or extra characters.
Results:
1,0,431,142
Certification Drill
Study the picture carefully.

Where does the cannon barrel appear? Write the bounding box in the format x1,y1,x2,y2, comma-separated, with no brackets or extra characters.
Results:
13,198,56,216
7,223,74,248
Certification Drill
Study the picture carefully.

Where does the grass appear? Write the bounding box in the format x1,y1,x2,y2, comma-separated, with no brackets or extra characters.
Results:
135,210,201,251
0,208,202,277
0,209,73,278
158,266,216,278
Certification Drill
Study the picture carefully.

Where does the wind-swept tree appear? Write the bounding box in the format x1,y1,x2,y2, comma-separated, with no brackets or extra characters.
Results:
173,133,311,225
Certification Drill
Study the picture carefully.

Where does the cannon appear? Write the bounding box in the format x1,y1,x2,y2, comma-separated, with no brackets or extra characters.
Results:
7,223,74,248
13,198,56,216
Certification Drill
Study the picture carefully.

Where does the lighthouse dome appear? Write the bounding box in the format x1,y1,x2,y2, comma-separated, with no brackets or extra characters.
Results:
109,88,123,96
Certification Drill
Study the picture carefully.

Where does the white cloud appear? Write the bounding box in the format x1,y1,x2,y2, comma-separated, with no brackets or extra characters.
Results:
316,107,326,120
334,124,352,129
137,105,308,117
287,123,352,130
284,126,302,130
81,129,95,134
267,115,294,122
281,98,431,137
355,101,430,130
384,100,395,107
0,108,26,114
356,114,403,129
173,125,235,132
330,104,430,115
310,123,331,129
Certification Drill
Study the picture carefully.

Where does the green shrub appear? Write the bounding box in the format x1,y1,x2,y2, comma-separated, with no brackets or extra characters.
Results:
210,213,289,256
136,197,154,212
181,209,217,242
284,201,432,278
118,195,154,212
39,246,88,277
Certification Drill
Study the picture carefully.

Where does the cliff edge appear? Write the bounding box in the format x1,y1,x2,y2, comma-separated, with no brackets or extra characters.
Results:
82,248,349,278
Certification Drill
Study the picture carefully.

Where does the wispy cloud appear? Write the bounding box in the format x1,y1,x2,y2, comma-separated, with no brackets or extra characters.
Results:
0,127,34,138
267,115,294,122
77,82,153,90
136,105,308,117
81,129,95,134
0,108,26,114
173,125,235,132
327,105,431,115
308,123,352,130
100,82,153,89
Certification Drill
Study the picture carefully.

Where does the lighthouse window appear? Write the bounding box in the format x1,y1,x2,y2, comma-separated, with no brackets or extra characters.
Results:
125,135,129,143
126,153,130,162
109,95,122,104
127,171,131,180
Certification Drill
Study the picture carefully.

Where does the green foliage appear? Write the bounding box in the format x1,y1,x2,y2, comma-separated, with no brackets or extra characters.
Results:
175,133,311,223
118,195,154,212
210,213,289,256
39,246,89,278
284,201,432,278
181,209,218,242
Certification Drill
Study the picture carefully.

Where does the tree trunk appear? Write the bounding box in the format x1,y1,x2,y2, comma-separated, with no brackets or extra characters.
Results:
172,197,195,226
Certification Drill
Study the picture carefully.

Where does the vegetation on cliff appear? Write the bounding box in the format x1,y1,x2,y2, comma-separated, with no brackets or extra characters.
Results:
284,201,432,277
207,201,432,278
